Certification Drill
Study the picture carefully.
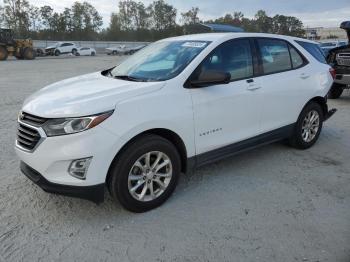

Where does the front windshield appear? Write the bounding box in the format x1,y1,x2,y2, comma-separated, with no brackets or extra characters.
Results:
110,40,210,81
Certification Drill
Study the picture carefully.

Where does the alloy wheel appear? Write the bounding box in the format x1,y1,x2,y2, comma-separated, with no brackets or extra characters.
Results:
128,151,173,202
301,110,320,142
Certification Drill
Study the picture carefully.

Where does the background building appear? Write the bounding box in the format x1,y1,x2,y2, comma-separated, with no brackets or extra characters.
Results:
305,27,347,40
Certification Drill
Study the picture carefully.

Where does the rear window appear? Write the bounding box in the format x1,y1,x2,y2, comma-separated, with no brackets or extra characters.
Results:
296,41,327,64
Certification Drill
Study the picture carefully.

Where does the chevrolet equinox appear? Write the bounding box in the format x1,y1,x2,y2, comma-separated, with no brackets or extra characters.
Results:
16,33,336,212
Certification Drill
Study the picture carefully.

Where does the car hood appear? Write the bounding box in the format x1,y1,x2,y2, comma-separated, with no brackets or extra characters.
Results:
45,45,57,50
22,72,165,118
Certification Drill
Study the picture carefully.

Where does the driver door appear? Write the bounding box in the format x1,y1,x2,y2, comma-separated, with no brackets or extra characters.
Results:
189,38,263,155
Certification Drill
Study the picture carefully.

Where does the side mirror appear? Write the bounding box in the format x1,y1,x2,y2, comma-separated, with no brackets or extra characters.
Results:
190,70,231,88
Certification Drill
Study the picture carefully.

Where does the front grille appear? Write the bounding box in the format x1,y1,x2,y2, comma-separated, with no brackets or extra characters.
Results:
336,53,350,66
17,123,41,151
20,112,47,126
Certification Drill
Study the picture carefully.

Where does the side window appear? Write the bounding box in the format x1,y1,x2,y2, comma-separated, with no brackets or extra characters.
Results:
289,45,304,68
296,41,327,64
257,39,291,74
200,39,253,81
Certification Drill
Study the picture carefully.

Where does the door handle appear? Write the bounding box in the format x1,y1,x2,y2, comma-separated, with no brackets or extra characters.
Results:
247,85,261,91
300,73,310,79
246,79,261,91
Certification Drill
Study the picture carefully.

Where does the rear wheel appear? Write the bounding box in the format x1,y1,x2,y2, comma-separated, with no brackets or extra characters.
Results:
112,50,117,55
328,83,344,99
23,47,35,60
289,102,323,149
108,134,181,212
91,51,96,56
72,48,77,55
0,46,8,61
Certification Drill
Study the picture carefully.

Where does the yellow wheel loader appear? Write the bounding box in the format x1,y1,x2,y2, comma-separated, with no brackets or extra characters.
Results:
0,28,36,61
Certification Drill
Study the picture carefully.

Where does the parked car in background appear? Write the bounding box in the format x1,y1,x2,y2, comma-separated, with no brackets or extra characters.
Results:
326,21,350,98
106,44,146,55
319,40,348,57
45,42,78,56
16,33,336,212
35,48,45,57
76,47,96,56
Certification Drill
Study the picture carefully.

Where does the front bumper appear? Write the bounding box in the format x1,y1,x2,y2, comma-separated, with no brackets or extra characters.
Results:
15,120,125,187
45,49,55,55
20,161,104,203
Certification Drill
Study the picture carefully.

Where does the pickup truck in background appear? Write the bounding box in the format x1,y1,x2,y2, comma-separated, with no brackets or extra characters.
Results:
327,21,350,99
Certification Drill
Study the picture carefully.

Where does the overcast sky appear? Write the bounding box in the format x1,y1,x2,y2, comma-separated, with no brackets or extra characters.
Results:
12,0,350,28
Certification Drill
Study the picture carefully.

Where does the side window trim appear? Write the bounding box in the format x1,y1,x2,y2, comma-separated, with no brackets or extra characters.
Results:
184,37,256,88
249,38,260,78
253,37,309,77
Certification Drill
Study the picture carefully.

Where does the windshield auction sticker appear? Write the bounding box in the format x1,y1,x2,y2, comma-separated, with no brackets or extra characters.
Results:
182,42,207,48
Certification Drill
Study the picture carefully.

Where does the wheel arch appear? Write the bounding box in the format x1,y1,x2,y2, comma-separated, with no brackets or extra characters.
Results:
106,128,189,185
304,96,328,118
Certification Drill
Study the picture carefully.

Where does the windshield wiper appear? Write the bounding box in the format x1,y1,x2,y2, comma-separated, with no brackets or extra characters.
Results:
113,75,146,82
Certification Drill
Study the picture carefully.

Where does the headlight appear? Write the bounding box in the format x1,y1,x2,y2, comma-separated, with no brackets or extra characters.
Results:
42,110,113,137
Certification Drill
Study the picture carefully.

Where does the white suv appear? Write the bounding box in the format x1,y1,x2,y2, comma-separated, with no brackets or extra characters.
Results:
16,33,336,212
45,42,78,56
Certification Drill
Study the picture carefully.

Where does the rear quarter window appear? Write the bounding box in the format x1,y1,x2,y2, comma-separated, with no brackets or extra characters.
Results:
295,41,327,64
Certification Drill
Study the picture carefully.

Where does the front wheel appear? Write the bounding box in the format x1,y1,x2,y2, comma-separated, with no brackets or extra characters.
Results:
289,102,323,149
108,134,181,212
54,50,60,56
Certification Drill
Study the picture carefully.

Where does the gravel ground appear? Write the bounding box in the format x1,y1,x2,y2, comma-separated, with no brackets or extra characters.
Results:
0,55,349,262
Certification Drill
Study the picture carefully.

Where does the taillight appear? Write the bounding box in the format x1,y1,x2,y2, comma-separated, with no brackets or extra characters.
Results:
329,68,336,80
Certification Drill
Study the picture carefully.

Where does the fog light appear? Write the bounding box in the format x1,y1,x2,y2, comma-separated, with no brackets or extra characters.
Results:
68,157,92,180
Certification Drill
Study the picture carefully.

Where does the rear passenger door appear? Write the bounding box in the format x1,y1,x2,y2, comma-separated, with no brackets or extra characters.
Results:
254,38,311,132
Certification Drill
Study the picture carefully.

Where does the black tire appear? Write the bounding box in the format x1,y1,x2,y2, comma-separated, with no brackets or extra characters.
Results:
36,48,44,57
75,52,80,56
54,50,60,56
289,102,323,150
112,51,117,55
91,52,96,56
72,48,77,55
0,46,8,61
23,47,35,60
108,134,181,213
328,83,344,99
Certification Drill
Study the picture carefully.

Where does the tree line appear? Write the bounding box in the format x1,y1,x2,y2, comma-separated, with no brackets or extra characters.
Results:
0,0,306,41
